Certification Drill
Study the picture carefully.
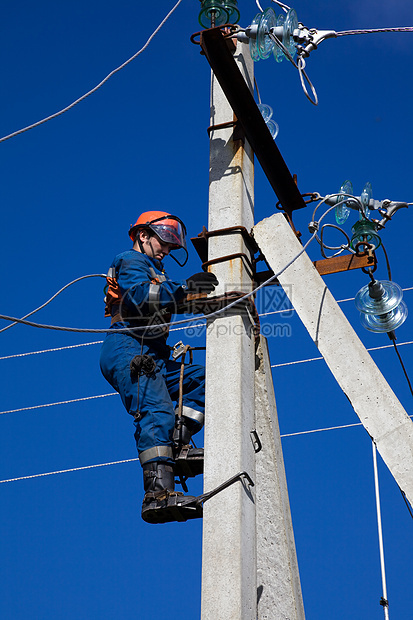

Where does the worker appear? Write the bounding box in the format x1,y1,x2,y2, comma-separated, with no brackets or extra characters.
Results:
99,211,218,524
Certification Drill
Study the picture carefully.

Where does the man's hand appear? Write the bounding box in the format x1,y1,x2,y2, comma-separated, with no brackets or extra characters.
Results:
185,272,219,294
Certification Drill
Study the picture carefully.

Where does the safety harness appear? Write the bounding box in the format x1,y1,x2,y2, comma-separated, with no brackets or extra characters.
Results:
104,266,170,331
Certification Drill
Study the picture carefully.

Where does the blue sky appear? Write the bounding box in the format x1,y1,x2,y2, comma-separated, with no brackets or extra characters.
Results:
1,1,412,618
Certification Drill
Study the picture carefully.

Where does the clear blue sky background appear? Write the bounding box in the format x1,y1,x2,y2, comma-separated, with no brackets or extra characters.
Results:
1,1,412,618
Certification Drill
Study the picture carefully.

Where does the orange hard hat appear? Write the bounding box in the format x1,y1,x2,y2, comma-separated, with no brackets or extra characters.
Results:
128,211,188,266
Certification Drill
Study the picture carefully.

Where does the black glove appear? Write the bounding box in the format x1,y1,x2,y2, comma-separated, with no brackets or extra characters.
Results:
185,272,219,294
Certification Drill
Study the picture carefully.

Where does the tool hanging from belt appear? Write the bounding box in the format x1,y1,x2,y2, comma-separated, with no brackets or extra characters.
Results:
129,350,157,421
171,340,206,491
172,341,193,427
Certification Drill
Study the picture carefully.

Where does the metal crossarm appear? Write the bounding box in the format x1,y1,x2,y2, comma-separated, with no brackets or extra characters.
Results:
199,27,307,215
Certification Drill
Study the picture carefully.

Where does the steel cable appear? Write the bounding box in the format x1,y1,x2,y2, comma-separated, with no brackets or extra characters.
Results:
0,0,184,144
0,274,106,334
337,26,413,37
0,203,336,335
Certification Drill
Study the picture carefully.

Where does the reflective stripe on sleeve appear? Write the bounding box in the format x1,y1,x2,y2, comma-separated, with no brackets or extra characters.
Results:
147,283,160,314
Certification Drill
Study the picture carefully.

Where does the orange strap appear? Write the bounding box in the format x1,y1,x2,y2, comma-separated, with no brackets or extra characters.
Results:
104,276,122,318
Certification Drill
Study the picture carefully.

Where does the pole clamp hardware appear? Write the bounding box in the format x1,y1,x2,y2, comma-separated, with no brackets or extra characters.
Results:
172,341,187,360
250,429,262,453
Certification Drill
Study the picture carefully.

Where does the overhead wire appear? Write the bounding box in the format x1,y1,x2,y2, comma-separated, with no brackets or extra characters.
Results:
400,489,413,520
380,241,392,281
391,338,413,398
1,339,412,417
310,195,413,399
281,421,363,438
0,340,104,361
1,289,412,361
248,12,413,108
372,440,390,619
0,457,141,485
256,0,291,13
378,243,413,399
1,5,411,556
3,414,413,485
0,320,210,361
318,223,354,259
0,203,336,335
268,31,318,105
336,26,413,37
271,0,291,11
0,203,410,419
0,274,106,334
271,340,413,368
0,0,184,144
0,192,410,342
0,393,117,416
259,287,413,318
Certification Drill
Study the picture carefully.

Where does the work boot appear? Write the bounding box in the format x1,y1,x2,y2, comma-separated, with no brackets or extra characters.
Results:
141,461,202,524
173,417,204,478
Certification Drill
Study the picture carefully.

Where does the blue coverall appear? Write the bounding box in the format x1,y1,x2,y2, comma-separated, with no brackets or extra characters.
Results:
99,249,205,465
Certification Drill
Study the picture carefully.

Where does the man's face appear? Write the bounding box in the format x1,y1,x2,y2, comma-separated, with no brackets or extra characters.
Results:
138,231,175,261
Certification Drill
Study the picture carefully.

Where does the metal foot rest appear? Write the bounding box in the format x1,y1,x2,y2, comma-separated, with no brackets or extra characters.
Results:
174,445,204,478
141,471,254,525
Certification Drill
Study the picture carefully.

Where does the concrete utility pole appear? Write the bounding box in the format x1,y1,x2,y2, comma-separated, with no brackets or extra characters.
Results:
201,40,256,619
201,41,305,620
254,213,413,505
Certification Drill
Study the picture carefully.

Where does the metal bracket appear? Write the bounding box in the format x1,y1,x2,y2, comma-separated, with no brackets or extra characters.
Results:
250,429,262,454
194,471,254,507
172,340,187,360
293,27,337,58
191,225,259,262
207,119,238,136
202,251,256,278
375,201,409,230
198,27,307,215
380,597,389,609
190,225,272,284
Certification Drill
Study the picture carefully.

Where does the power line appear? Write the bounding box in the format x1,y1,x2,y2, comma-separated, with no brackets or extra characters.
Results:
0,322,208,360
271,340,413,369
1,287,411,360
0,274,106,334
0,326,412,371
259,286,413,318
0,0,184,144
337,26,413,37
0,215,326,334
392,339,413,398
0,457,140,485
0,425,366,484
1,412,413,484
271,354,323,368
0,340,103,361
281,421,363,437
0,392,117,416
0,420,386,485
0,339,408,415
0,323,207,361
372,440,390,619
0,204,346,338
